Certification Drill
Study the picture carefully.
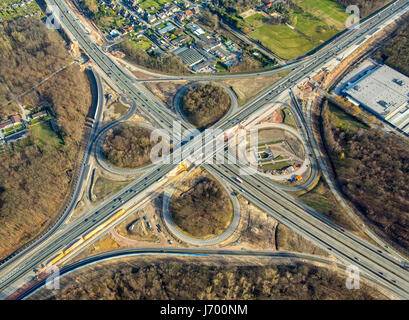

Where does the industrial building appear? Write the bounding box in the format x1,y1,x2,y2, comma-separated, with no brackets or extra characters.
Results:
172,46,204,68
343,64,409,134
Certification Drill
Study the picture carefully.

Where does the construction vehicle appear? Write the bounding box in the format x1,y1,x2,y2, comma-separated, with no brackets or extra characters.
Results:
175,160,191,175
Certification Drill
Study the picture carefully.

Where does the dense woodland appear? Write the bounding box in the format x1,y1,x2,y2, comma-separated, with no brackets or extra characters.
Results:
0,19,70,119
31,257,383,299
181,83,231,129
212,0,262,15
321,101,409,252
0,19,91,259
375,15,409,77
119,37,190,75
102,124,156,169
169,177,232,237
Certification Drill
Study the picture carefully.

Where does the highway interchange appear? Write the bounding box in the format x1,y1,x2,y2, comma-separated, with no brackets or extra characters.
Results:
0,0,409,299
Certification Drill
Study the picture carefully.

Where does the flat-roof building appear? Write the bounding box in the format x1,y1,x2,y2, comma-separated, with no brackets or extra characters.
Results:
157,22,176,35
343,64,409,134
172,46,204,67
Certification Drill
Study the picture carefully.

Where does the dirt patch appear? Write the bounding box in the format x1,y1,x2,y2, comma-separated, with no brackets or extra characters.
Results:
145,81,188,108
219,71,289,105
260,108,284,123
115,210,158,242
276,223,331,258
85,233,120,255
92,175,131,202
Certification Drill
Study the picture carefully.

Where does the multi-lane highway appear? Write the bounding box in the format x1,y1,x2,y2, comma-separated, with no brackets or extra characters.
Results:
1,0,409,299
206,163,409,298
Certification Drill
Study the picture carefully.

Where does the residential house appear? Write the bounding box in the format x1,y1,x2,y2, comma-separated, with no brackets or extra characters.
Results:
0,114,21,131
30,110,48,120
176,12,185,22
185,9,193,18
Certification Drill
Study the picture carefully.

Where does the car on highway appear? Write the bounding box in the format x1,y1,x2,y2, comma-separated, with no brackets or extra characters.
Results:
234,177,243,183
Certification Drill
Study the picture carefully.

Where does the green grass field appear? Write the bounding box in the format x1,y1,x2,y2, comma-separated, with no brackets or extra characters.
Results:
139,0,174,13
134,38,152,51
282,107,298,128
293,0,348,30
244,13,267,29
328,102,369,132
260,161,291,171
125,35,152,51
249,23,315,60
299,178,334,214
243,0,348,60
290,14,338,43
30,121,63,148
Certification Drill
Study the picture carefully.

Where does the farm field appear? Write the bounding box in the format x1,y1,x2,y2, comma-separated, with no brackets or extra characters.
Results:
290,13,339,43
